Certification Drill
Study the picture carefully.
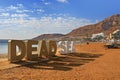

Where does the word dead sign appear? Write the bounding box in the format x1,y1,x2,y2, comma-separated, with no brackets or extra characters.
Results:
8,40,57,63
8,40,76,63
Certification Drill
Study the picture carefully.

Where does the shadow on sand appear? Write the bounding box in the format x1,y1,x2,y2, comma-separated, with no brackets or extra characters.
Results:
13,53,103,71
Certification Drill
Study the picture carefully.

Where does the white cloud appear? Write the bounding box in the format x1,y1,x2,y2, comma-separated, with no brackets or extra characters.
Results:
0,13,10,17
7,5,19,10
40,0,51,5
7,4,24,10
4,4,33,14
0,14,94,39
57,0,68,3
0,3,94,39
0,8,6,12
16,9,30,13
44,2,51,5
0,3,95,39
17,4,24,8
11,13,29,18
37,9,45,13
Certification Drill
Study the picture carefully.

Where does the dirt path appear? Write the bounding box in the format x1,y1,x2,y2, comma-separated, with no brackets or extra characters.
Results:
0,43,120,80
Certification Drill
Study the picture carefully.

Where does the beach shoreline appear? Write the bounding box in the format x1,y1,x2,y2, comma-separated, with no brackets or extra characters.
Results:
0,53,7,58
0,42,120,80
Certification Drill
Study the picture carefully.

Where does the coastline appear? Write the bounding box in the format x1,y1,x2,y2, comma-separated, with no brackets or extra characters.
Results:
0,42,120,80
0,53,8,59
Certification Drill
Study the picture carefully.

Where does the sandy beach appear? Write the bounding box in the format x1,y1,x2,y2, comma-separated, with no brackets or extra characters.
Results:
0,54,7,58
0,42,120,80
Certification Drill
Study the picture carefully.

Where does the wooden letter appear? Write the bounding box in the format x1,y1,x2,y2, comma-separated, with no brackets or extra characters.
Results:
38,40,48,58
57,41,67,54
8,40,26,62
47,40,57,56
25,40,38,60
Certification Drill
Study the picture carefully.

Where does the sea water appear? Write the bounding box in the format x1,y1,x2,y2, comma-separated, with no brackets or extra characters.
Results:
0,42,8,54
0,40,81,54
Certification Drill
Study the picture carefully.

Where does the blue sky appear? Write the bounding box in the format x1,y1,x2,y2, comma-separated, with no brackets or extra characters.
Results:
0,0,120,39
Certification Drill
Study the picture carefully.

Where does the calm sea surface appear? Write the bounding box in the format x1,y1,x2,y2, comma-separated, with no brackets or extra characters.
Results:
0,42,8,54
0,40,82,54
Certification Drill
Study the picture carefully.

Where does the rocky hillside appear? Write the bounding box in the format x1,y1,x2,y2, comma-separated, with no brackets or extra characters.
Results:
32,34,64,40
32,14,120,40
67,14,120,37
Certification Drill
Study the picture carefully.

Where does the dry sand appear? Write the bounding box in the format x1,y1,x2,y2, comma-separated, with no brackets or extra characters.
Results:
0,42,120,80
0,54,7,59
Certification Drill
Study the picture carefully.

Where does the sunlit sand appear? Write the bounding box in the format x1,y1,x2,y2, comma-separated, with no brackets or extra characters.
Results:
0,42,120,80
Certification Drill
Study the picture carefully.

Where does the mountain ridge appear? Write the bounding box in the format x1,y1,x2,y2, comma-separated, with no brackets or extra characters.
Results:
33,14,120,40
67,14,120,37
32,33,64,40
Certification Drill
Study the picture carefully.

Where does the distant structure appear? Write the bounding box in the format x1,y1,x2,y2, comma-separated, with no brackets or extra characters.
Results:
112,29,120,39
104,29,120,48
91,32,105,41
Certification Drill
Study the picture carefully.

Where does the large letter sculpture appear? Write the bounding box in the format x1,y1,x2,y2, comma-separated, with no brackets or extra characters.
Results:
47,40,57,57
25,40,38,60
8,40,26,62
38,40,48,59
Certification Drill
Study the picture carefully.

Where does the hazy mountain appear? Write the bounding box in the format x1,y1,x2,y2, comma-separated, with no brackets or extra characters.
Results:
33,14,120,40
67,14,120,37
32,34,64,40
